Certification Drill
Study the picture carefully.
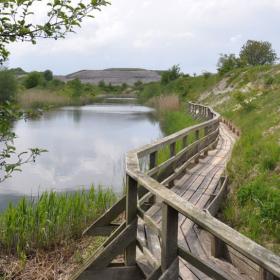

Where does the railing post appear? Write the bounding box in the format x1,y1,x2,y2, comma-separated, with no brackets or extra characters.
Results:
195,130,200,163
204,126,209,156
125,175,138,266
170,142,176,158
259,268,280,280
210,235,227,259
161,203,179,277
182,135,188,148
149,151,157,169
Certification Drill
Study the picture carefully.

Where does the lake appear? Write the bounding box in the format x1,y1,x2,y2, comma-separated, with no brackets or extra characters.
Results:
0,100,163,208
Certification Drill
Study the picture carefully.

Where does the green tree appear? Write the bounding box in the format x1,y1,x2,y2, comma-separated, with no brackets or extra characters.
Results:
24,72,43,89
43,70,53,81
0,69,17,103
217,54,242,75
240,40,278,66
0,0,109,63
161,65,181,84
68,78,82,97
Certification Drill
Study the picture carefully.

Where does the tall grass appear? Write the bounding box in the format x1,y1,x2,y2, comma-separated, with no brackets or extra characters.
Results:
17,89,96,109
0,186,116,256
147,95,180,112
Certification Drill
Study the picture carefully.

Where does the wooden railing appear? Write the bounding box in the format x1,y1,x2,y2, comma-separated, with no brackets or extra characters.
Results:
125,102,280,280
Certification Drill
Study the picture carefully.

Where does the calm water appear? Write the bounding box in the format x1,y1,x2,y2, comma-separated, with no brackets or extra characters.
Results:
0,101,162,207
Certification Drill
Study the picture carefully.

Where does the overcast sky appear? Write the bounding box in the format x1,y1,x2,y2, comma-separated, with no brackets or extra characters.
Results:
7,0,280,75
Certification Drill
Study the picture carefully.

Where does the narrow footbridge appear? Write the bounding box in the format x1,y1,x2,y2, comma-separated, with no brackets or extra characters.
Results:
71,103,280,280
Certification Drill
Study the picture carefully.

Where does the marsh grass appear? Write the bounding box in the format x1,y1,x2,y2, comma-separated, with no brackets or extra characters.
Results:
147,95,180,112
0,186,116,256
17,88,96,109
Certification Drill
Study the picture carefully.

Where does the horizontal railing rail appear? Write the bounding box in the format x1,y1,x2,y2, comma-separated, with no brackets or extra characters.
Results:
125,102,280,279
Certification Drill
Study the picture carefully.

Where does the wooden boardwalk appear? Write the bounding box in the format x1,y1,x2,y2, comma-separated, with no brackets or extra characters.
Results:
72,102,280,280
137,122,250,279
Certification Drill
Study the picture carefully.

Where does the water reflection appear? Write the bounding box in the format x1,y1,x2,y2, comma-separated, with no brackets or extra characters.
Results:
0,101,162,200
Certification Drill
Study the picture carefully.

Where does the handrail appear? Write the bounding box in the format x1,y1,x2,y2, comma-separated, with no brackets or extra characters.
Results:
125,102,280,279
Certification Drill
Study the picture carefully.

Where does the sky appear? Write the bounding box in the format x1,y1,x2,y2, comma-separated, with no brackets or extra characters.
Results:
7,0,280,75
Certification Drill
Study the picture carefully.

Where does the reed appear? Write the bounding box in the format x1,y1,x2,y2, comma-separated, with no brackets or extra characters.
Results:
148,95,180,112
0,186,116,256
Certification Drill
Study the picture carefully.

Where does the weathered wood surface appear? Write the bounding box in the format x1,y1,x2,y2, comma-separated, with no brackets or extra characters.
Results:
136,123,247,279
72,102,280,280
127,118,280,278
78,266,144,280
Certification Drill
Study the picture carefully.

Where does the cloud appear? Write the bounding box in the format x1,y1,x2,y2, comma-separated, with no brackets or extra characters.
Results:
8,0,280,74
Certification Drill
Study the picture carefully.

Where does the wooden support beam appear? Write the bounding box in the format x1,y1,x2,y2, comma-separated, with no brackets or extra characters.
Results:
71,221,137,280
159,258,179,280
83,196,126,236
125,175,138,266
149,151,157,169
182,135,188,148
178,245,229,280
169,142,176,158
161,203,178,277
195,130,200,163
210,234,228,259
147,266,162,280
259,268,280,280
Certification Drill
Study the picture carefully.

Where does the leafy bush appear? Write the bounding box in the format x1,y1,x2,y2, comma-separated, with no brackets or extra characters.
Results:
24,72,43,89
0,69,17,103
43,69,53,81
217,54,242,75
161,65,181,84
67,78,82,97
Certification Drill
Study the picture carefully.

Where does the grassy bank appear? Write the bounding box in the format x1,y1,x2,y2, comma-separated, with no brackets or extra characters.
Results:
136,65,280,253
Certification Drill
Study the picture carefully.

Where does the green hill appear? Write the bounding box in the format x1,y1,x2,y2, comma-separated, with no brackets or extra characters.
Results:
137,64,280,254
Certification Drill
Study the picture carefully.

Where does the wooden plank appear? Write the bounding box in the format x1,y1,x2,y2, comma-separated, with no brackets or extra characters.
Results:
145,225,161,262
136,247,154,277
137,238,160,268
125,170,280,277
137,219,147,248
87,224,120,236
103,222,126,247
83,196,126,236
78,266,144,280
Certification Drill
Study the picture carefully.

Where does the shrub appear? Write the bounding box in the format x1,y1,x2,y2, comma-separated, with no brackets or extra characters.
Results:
161,65,181,84
43,69,53,81
217,54,242,75
67,78,82,97
0,69,17,103
98,80,106,88
24,72,43,89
